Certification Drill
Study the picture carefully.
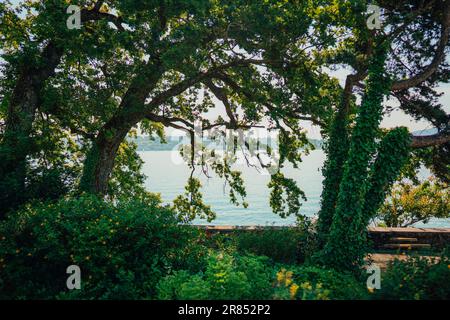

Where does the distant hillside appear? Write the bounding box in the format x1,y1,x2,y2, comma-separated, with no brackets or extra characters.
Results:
411,128,438,136
132,136,323,151
131,136,184,151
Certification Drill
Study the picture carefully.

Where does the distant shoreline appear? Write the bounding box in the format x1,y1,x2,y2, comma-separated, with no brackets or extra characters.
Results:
132,136,323,152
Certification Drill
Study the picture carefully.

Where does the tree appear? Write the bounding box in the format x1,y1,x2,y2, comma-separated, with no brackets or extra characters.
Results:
1,1,449,273
1,0,339,220
313,0,450,271
0,0,128,212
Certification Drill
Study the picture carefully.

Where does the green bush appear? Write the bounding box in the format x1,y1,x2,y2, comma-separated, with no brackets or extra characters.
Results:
273,268,331,300
156,251,275,300
288,265,369,300
235,223,314,264
373,254,450,300
0,195,206,299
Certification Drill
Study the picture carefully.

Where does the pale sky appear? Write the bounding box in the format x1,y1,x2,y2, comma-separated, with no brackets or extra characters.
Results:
167,68,449,140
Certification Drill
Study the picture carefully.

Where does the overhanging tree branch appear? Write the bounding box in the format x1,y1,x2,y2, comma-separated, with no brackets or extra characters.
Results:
391,3,450,91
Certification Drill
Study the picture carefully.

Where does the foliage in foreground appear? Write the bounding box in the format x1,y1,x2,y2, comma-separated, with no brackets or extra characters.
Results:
373,254,450,300
156,250,367,300
0,195,449,300
157,251,275,300
233,222,316,265
0,195,206,299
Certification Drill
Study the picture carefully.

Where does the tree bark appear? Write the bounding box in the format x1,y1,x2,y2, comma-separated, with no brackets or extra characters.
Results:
316,71,366,243
80,118,139,195
0,42,63,213
79,61,164,195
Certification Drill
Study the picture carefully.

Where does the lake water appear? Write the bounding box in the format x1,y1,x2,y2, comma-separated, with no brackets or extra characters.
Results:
140,150,450,228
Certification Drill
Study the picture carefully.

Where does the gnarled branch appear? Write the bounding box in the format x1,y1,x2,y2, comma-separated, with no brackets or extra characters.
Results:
391,2,450,91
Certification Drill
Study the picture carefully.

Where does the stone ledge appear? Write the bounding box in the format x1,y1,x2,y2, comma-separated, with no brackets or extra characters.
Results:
193,225,450,249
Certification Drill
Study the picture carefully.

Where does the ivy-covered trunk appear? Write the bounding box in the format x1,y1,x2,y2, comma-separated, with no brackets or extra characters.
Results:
79,129,129,196
361,127,411,225
315,91,350,243
316,44,391,271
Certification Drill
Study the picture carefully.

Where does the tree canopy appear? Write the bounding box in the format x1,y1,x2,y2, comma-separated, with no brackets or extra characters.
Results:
1,0,449,272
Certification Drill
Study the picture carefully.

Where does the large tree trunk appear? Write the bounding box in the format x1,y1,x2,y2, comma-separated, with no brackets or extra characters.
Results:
315,101,350,242
316,71,366,244
79,62,164,195
0,42,63,214
362,127,411,225
317,45,388,271
79,121,134,195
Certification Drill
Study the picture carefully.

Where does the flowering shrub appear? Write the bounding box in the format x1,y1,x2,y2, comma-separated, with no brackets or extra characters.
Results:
0,195,206,299
288,266,369,300
378,178,450,227
273,268,330,300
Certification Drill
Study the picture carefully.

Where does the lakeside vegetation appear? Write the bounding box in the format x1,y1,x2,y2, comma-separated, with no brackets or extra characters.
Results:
0,0,449,300
1,195,448,300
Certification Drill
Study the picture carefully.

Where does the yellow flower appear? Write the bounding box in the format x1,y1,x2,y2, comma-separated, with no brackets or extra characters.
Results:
276,269,286,283
301,282,312,291
285,277,292,286
289,284,299,299
447,265,450,270
85,256,90,261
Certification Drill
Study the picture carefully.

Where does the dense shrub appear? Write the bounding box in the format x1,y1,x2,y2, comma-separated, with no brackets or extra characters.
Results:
157,251,275,300
235,228,299,264
0,195,206,299
288,265,369,300
234,221,316,264
373,254,450,300
273,268,331,300
156,249,366,301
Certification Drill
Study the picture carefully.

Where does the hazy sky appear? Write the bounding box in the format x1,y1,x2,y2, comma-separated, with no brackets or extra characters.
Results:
167,67,449,139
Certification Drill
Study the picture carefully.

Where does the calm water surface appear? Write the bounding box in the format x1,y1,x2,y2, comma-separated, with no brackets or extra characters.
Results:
140,150,450,227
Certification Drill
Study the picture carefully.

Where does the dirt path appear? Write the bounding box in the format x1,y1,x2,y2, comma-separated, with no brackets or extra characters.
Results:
366,253,441,270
